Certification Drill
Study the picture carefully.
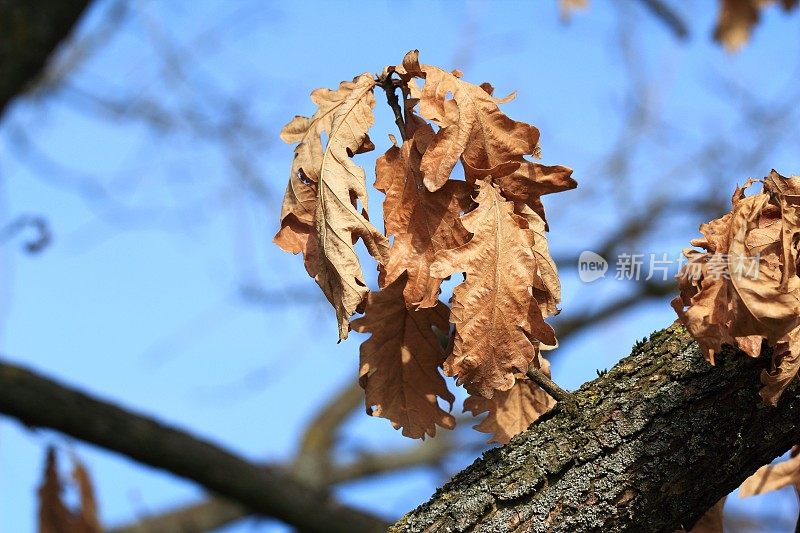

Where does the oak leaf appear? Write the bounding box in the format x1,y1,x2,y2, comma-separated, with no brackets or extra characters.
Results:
430,179,557,398
397,51,541,194
714,0,798,52
673,170,800,402
351,273,455,439
274,79,370,257
760,327,800,405
464,357,555,444
495,163,577,228
375,123,472,308
516,202,562,317
398,51,576,227
310,73,390,340
38,448,101,533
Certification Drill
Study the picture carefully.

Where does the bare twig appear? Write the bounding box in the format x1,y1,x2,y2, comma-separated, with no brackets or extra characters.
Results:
379,75,407,141
0,360,388,533
108,437,457,533
292,379,363,484
635,0,689,39
0,215,51,254
527,363,577,413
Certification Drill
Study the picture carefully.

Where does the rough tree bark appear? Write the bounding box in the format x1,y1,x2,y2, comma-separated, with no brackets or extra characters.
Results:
392,324,797,532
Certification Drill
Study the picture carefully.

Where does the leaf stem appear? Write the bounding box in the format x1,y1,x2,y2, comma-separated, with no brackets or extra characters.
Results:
378,75,406,141
526,363,578,415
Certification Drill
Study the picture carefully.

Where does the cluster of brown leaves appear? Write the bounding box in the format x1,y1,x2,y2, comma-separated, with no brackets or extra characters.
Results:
560,0,798,52
672,170,800,405
38,448,101,533
275,50,576,443
714,0,798,51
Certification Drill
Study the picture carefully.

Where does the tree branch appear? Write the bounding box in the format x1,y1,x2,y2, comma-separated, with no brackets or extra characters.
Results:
636,0,689,39
9,325,800,533
0,0,90,119
0,360,388,533
378,75,407,141
108,438,457,533
392,324,800,532
292,379,363,484
526,364,576,413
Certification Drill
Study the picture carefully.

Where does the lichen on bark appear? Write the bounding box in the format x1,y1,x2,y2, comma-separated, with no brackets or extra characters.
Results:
392,324,799,532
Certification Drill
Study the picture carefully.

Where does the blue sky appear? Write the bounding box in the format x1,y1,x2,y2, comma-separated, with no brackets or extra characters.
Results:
1,1,800,531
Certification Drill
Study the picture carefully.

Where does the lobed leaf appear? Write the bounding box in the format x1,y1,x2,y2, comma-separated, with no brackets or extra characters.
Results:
375,122,472,308
275,73,388,340
313,73,389,340
673,170,800,403
351,273,455,439
430,179,556,398
395,51,576,226
274,79,368,257
464,357,555,444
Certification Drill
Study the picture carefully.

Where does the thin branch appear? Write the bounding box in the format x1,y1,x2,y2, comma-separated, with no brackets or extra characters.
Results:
292,379,363,484
527,363,577,413
378,75,407,141
108,438,457,533
636,0,689,40
0,360,388,533
0,215,51,254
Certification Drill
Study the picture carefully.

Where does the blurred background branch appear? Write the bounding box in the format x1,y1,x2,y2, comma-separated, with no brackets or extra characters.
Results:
0,0,90,118
1,0,799,531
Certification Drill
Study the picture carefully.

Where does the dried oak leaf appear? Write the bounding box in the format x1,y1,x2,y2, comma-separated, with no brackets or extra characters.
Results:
714,0,798,52
760,327,800,404
38,448,101,533
396,51,540,192
304,73,389,340
375,122,472,308
351,272,455,439
673,170,800,402
516,202,562,317
464,356,555,444
740,446,800,497
430,179,557,398
397,51,576,229
274,78,372,257
39,448,72,533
